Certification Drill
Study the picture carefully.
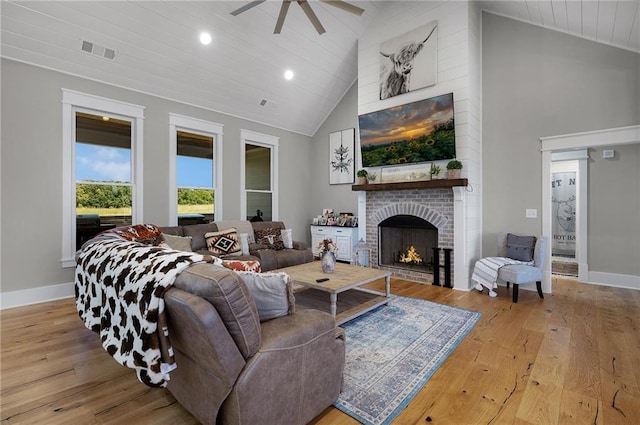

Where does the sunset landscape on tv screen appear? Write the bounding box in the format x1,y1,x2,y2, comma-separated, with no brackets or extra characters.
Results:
359,93,455,167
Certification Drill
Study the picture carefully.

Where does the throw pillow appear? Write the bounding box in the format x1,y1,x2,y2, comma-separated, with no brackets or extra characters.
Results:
239,233,250,255
162,233,193,252
254,227,285,251
506,233,537,262
281,228,293,249
205,228,242,257
104,224,164,245
223,259,262,273
236,271,295,321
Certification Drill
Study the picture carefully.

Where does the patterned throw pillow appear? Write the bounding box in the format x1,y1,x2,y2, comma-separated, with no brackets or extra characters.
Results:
205,228,241,256
104,224,164,245
254,227,285,251
506,233,537,262
222,260,261,273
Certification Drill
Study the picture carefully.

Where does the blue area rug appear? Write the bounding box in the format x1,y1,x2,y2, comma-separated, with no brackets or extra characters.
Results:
334,295,481,425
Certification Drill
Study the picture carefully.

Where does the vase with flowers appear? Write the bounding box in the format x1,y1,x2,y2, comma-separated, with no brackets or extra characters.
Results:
317,238,338,273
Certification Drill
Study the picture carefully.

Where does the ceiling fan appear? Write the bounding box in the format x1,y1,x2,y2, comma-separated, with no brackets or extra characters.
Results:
230,0,365,35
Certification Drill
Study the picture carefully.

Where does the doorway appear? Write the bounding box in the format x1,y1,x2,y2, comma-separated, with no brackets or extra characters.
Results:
541,125,640,290
550,160,579,277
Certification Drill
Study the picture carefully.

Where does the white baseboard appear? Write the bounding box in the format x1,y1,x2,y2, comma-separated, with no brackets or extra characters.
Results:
587,271,640,290
0,282,74,310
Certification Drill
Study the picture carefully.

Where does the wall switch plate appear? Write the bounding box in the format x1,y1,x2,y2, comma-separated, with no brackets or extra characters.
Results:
526,209,537,218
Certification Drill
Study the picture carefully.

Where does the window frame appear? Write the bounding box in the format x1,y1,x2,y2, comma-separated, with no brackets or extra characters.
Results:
169,113,223,225
61,89,144,268
240,129,279,221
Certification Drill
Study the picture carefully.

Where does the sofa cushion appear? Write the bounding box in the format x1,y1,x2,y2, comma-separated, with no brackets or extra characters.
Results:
255,228,285,251
182,222,219,251
506,233,537,262
172,263,261,358
162,233,193,252
236,271,295,322
205,228,242,257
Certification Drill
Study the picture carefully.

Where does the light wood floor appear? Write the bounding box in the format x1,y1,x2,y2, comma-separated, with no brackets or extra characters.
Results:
2,277,639,424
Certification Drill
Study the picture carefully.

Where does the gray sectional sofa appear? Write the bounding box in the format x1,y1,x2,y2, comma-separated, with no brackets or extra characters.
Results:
160,220,313,271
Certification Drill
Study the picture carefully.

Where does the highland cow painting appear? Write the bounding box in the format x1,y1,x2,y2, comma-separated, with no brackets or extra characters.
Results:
359,93,455,168
379,21,437,100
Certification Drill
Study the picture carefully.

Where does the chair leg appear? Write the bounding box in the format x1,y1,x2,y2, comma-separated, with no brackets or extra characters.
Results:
536,281,544,299
512,284,519,303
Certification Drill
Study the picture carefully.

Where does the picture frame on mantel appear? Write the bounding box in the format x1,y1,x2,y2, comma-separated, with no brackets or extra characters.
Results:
329,128,355,185
381,163,431,183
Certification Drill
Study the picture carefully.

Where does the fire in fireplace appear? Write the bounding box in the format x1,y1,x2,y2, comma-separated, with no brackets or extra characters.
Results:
400,246,423,264
378,215,438,272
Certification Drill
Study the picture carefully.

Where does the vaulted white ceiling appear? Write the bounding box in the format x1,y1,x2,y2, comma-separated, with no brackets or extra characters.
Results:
1,1,638,136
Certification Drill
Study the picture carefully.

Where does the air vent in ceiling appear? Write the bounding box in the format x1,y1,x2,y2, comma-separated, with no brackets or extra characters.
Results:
259,98,277,110
80,39,116,60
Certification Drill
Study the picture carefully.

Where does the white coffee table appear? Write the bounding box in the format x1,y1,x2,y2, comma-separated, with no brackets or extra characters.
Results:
275,261,391,325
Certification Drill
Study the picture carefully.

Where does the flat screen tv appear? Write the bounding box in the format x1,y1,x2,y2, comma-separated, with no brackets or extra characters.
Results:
359,93,455,167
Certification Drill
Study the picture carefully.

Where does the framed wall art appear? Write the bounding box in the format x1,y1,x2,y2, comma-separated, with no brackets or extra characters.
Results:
329,128,355,185
379,20,438,100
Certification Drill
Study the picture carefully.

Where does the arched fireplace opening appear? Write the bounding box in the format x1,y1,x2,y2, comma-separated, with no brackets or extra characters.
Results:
378,214,438,273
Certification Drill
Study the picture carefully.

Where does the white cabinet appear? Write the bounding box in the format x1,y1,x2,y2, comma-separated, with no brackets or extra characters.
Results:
310,226,359,263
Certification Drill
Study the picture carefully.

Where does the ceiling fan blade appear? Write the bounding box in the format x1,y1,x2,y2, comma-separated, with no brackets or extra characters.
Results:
274,0,291,34
319,0,364,16
230,0,266,16
298,0,326,35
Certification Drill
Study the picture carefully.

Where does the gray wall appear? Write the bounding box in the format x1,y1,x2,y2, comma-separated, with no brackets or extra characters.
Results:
1,58,313,294
309,82,360,219
588,144,640,275
482,13,640,267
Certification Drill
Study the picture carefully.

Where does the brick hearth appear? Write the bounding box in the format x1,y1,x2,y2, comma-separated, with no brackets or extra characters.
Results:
365,188,454,285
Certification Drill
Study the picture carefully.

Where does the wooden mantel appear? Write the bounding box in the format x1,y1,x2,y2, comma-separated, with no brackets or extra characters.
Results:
352,178,468,191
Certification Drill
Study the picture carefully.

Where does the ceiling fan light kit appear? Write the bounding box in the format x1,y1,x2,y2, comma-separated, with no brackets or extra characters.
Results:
230,0,365,35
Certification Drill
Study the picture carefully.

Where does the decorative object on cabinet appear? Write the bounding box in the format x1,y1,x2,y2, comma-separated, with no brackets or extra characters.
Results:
329,128,355,185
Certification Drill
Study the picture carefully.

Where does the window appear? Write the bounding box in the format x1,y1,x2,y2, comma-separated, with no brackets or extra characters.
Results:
62,90,144,267
76,112,132,246
169,114,223,225
241,130,279,221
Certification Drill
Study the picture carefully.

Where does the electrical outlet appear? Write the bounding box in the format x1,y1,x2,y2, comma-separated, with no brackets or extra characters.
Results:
526,209,537,219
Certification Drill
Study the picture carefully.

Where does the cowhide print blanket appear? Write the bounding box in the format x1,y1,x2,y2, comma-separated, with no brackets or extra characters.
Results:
75,225,217,387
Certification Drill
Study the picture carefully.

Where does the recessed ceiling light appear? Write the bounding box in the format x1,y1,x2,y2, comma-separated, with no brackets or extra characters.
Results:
284,69,294,80
199,32,212,45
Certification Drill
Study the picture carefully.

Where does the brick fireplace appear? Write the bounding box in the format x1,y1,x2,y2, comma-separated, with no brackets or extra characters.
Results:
355,179,468,287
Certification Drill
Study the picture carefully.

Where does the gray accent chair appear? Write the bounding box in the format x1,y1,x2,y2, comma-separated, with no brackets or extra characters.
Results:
497,232,547,303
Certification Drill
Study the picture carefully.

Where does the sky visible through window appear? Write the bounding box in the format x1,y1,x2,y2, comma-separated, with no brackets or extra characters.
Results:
76,143,213,188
